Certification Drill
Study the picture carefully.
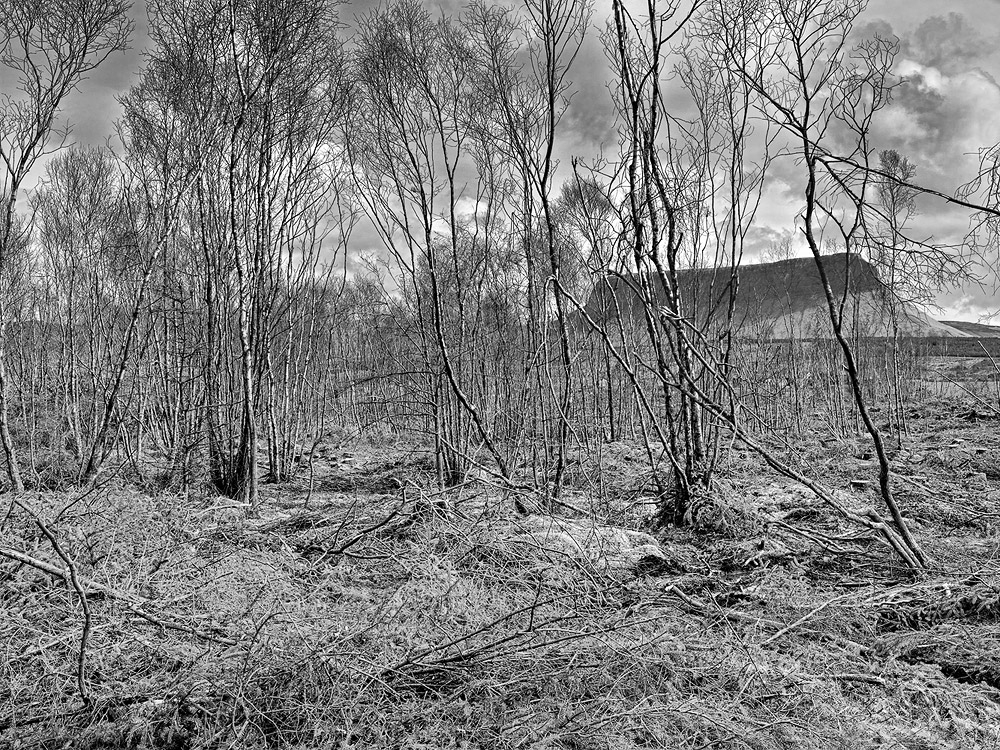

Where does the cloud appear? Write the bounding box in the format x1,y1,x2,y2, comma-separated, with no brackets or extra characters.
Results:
935,278,1000,321
563,33,618,149
864,11,1000,185
732,8,1000,319
903,13,1000,74
877,61,1000,181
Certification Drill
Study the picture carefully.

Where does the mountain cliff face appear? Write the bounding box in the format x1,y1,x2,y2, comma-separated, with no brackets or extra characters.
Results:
585,253,969,339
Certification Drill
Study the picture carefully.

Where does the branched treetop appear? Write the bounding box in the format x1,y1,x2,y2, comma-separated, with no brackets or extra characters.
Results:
0,0,132,192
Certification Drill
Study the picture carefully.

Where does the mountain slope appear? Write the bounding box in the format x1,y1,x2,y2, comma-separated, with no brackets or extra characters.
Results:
941,320,1000,338
585,253,969,339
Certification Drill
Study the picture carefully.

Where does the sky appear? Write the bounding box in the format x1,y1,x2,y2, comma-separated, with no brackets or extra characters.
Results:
41,0,1000,321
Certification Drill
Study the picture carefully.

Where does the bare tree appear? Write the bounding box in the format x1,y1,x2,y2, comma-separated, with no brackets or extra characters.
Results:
0,0,132,491
466,0,591,499
716,0,934,567
30,146,125,482
130,0,349,506
577,0,773,526
349,0,517,488
872,148,918,438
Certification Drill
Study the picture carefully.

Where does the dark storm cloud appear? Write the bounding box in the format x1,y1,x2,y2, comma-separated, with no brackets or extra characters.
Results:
903,12,1000,73
563,32,618,150
856,10,1000,190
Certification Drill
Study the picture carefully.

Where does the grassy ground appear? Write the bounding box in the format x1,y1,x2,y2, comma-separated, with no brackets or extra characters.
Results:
3,400,1000,749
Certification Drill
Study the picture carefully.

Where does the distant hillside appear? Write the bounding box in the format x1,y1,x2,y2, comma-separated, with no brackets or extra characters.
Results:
940,320,1000,338
585,253,969,339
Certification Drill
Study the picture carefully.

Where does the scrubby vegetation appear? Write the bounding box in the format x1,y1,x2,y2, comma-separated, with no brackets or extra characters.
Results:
3,0,1000,746
4,393,1000,748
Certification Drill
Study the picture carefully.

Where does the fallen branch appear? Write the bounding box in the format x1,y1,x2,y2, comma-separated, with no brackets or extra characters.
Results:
0,693,157,732
829,672,886,686
660,586,866,653
0,546,237,646
320,499,407,560
29,507,93,706
762,593,856,646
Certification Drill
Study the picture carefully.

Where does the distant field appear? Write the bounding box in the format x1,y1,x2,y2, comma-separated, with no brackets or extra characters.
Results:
765,336,1000,357
753,335,1000,357
913,336,1000,357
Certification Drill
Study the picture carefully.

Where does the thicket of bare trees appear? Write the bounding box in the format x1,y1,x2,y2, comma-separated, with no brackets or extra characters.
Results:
3,0,1000,572
1,0,133,492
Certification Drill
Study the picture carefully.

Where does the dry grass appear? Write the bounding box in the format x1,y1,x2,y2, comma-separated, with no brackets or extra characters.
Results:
3,407,1000,749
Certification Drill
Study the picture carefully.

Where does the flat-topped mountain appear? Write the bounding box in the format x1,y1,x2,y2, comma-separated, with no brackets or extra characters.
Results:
941,320,1000,338
585,253,969,339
